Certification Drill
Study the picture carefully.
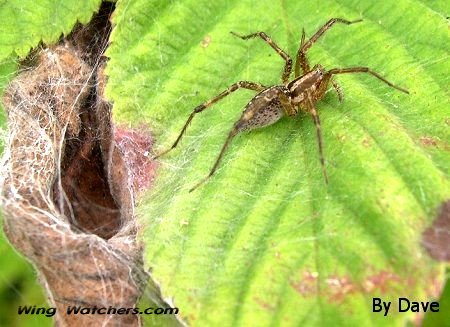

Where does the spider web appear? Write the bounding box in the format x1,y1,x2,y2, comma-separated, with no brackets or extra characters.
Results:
0,6,182,326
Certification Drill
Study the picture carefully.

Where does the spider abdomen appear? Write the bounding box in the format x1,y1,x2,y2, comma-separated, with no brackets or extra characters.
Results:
235,88,285,132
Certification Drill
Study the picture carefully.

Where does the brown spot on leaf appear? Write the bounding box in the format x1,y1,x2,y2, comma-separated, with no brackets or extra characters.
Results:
336,134,346,142
419,136,450,152
362,137,371,148
291,270,417,304
422,200,450,261
253,296,275,311
420,136,438,147
363,271,403,293
200,35,212,48
290,271,318,297
324,276,356,302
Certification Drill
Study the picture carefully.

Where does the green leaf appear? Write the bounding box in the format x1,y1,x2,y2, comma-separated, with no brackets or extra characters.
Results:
0,0,101,60
0,57,16,135
106,0,449,326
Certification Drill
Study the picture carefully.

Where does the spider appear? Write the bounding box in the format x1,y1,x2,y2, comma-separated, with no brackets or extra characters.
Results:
154,18,409,192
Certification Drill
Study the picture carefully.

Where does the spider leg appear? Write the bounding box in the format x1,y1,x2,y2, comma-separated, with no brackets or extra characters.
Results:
230,31,292,84
327,67,409,94
331,79,344,102
306,93,329,184
296,28,310,76
189,127,238,192
300,28,306,48
154,81,266,159
295,18,363,77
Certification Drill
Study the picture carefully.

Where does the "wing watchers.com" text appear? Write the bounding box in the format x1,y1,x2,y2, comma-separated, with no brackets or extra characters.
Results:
18,305,179,317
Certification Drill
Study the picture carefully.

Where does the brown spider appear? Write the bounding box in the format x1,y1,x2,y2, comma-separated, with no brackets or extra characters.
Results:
155,18,409,192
